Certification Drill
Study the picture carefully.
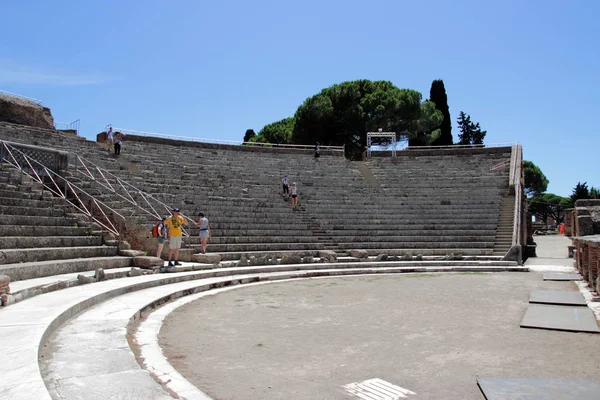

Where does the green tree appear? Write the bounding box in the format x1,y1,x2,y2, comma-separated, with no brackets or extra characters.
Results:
250,117,295,144
570,181,590,205
528,193,571,225
591,186,600,199
457,111,486,145
408,101,442,146
523,160,549,197
292,80,439,158
429,79,452,145
243,129,256,142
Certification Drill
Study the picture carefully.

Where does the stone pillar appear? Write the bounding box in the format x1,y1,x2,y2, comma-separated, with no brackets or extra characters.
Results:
588,246,597,286
0,275,10,295
581,243,588,279
575,240,583,274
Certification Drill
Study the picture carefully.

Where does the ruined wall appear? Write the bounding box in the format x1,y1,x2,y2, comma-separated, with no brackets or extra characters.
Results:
0,94,54,129
573,199,600,236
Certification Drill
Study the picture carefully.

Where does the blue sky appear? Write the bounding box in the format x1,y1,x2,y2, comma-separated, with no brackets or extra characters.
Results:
1,0,598,197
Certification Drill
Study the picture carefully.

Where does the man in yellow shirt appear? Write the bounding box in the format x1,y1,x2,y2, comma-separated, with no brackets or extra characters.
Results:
164,208,187,267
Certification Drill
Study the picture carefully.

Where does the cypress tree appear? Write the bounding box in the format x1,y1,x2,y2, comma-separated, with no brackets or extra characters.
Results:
429,79,453,145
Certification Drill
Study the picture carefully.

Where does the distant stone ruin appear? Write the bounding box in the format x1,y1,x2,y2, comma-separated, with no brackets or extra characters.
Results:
0,93,54,129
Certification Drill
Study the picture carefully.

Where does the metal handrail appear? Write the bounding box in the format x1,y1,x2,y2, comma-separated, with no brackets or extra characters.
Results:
55,119,80,135
72,153,196,235
104,125,345,152
490,160,510,171
510,144,523,247
1,141,123,236
0,89,42,105
0,140,195,238
406,142,517,150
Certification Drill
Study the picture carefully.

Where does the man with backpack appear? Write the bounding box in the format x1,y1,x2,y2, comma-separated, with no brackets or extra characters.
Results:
153,216,169,258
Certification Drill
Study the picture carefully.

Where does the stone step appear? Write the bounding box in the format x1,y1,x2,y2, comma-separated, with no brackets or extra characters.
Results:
0,196,57,208
0,255,132,281
335,242,494,250
0,214,80,227
0,189,43,199
0,204,64,217
0,235,103,249
192,243,325,252
0,246,118,265
0,225,91,237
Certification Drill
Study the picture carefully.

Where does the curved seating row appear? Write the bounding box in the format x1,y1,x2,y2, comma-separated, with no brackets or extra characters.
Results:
1,261,526,399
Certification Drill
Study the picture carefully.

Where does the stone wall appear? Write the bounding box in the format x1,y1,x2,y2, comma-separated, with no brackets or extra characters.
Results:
0,94,54,129
573,199,600,237
573,236,600,293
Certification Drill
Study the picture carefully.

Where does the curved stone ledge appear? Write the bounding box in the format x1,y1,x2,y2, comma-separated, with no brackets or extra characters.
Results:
0,263,528,399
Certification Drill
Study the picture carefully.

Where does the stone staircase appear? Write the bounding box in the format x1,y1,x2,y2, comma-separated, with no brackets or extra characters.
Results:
494,195,516,254
0,165,131,281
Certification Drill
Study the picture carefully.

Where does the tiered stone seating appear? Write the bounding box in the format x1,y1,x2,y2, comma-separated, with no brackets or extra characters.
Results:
1,122,517,264
0,166,130,281
363,147,514,256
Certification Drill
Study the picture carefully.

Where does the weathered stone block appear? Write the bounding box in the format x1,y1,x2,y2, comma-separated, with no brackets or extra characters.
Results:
375,254,388,261
319,250,337,262
0,275,10,295
191,253,222,264
77,274,94,284
95,268,106,281
119,240,132,250
1,294,15,306
302,256,314,263
577,216,594,236
128,268,143,277
350,250,368,259
119,249,146,257
238,255,250,266
133,256,163,268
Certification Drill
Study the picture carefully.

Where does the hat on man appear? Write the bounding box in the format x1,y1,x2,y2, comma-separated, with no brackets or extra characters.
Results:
172,208,180,213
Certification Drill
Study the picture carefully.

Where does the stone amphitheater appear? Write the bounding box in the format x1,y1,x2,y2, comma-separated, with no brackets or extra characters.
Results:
8,103,595,399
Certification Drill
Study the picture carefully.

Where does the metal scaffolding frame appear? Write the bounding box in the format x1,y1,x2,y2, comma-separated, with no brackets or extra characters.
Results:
366,131,397,157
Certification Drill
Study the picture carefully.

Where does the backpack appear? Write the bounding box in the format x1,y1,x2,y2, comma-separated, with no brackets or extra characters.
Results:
152,223,161,238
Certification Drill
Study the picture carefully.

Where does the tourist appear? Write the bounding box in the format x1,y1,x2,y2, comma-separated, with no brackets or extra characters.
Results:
314,142,320,159
114,131,125,155
282,174,290,197
194,212,211,254
165,208,187,267
155,216,169,258
106,127,114,153
290,182,298,210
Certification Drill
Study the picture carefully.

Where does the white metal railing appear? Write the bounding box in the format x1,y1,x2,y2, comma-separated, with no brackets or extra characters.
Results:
0,89,42,105
510,144,523,247
1,140,195,238
406,142,517,150
104,125,345,153
490,160,510,171
72,152,196,236
55,119,80,135
1,141,123,236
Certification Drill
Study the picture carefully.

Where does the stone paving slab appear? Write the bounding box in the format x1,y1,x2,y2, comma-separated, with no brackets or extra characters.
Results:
478,377,600,399
520,305,600,333
543,273,582,281
529,290,587,306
